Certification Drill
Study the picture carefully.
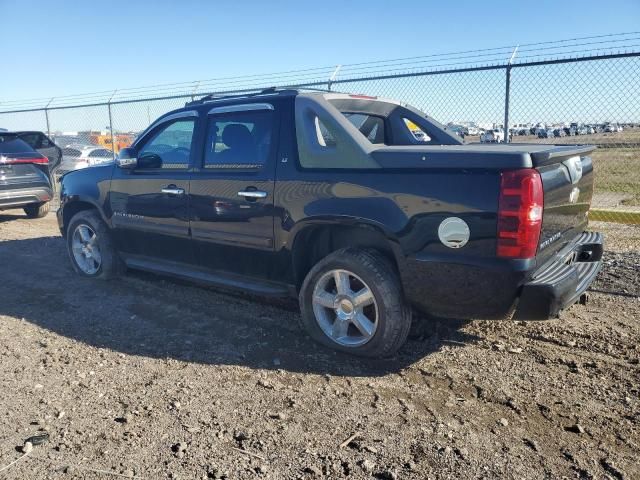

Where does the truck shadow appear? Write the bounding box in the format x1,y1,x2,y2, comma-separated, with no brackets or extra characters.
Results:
0,234,479,377
0,212,27,223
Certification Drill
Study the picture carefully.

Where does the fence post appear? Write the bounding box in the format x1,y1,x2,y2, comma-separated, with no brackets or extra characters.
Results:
44,97,53,139
108,103,115,160
503,66,511,143
108,90,117,160
503,46,518,144
191,81,200,102
44,109,50,139
328,65,341,91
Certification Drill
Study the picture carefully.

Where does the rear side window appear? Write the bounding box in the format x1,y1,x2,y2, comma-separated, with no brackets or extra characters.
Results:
204,109,275,168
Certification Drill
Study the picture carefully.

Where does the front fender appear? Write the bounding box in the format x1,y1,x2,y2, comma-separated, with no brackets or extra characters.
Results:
58,165,114,232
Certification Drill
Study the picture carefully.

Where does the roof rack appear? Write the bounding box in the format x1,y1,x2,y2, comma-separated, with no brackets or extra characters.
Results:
185,87,298,107
184,86,338,107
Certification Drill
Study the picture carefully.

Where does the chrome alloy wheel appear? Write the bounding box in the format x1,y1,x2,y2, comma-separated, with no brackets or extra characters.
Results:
71,224,102,275
311,269,379,347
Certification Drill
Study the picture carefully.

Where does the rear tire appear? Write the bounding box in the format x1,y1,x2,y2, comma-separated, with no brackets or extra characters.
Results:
24,202,49,219
299,248,411,358
66,210,123,280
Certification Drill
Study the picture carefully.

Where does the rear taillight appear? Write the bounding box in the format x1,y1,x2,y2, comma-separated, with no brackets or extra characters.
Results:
497,169,543,259
0,155,48,165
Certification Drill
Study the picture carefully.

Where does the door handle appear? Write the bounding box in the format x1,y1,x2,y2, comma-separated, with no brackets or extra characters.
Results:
161,186,185,196
238,190,267,199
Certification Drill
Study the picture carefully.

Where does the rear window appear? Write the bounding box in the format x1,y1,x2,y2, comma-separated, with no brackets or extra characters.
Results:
17,133,41,148
343,113,386,144
0,136,35,154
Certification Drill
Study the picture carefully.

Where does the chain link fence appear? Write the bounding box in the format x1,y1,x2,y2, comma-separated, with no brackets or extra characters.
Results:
1,51,638,223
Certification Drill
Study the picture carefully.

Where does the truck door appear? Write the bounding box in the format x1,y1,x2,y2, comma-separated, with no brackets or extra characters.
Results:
109,113,197,264
189,102,279,280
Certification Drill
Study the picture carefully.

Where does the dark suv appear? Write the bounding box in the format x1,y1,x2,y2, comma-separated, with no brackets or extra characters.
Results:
58,89,603,357
0,135,53,217
1,131,62,172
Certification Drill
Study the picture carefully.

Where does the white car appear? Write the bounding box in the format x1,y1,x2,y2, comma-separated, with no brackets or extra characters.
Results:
57,145,114,177
604,123,622,133
480,129,505,143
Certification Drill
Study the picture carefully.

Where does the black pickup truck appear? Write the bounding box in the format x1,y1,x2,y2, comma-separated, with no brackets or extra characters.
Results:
57,89,603,357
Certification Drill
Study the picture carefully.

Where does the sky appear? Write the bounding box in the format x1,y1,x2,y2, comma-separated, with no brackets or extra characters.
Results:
0,0,639,131
1,0,639,101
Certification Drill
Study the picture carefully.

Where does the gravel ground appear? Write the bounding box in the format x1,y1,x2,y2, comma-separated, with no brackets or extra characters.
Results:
0,212,638,480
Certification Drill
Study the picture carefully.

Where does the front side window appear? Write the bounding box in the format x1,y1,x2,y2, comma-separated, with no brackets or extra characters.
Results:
204,110,274,168
138,119,195,169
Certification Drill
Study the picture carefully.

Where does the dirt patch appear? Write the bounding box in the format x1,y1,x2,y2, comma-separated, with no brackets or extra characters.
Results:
0,211,638,479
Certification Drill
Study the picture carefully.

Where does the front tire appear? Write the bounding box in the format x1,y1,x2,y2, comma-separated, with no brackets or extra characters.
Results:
66,210,123,280
24,202,49,218
299,248,411,358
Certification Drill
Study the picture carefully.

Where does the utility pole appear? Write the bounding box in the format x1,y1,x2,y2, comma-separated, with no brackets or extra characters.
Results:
108,90,117,160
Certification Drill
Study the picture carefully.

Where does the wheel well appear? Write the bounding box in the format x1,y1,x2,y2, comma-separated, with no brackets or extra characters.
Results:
62,201,97,236
291,224,399,289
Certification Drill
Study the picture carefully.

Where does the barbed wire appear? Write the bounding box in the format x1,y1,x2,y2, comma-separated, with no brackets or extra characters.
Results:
1,32,639,111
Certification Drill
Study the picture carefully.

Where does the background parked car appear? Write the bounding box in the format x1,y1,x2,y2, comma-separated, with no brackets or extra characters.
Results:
480,129,504,143
447,125,466,138
553,128,566,138
0,131,61,172
56,145,114,178
537,128,554,138
0,135,53,218
53,135,85,148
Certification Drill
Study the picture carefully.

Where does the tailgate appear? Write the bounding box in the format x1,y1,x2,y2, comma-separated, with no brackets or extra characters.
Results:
531,146,596,263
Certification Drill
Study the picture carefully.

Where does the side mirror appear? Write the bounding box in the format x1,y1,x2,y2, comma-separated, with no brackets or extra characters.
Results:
116,147,137,169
